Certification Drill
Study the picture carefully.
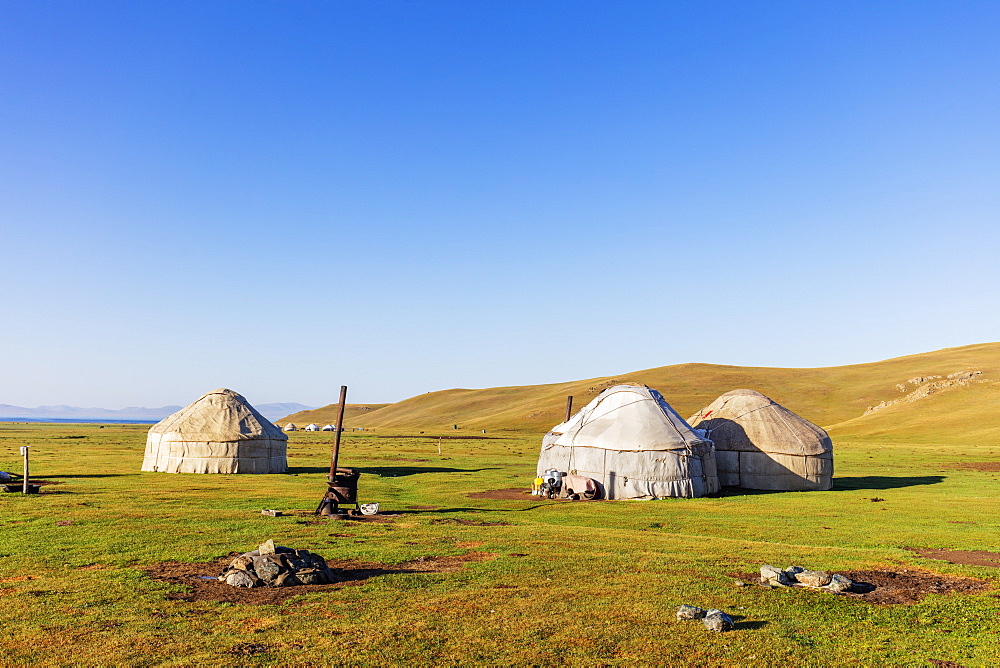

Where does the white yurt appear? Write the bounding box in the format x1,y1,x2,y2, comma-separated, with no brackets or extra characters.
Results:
538,384,719,499
321,424,335,431
688,389,833,491
141,388,288,474
283,423,297,432
304,423,320,432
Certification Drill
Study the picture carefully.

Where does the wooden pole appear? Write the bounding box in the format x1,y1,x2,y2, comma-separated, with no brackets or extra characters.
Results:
565,396,574,422
437,437,442,456
21,446,29,494
329,386,348,481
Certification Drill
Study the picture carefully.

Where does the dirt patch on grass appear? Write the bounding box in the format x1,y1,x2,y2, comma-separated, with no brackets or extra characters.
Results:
906,548,1000,568
734,568,990,605
288,510,400,525
945,462,1000,472
338,514,399,523
467,488,532,500
146,551,494,605
840,569,990,604
227,642,273,656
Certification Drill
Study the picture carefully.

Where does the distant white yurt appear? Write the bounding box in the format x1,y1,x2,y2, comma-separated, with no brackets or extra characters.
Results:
141,389,288,474
284,423,297,432
321,424,335,431
538,384,719,499
688,389,833,491
304,423,320,432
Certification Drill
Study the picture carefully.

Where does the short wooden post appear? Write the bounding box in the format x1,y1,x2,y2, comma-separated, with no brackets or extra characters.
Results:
20,446,29,494
565,396,574,422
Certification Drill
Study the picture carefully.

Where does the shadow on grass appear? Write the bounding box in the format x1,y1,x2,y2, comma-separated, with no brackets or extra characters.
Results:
393,506,549,515
714,475,945,496
833,475,945,490
714,487,787,497
39,474,129,479
337,566,416,583
286,466,500,477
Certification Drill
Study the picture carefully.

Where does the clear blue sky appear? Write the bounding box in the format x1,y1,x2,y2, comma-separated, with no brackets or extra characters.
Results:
2,1,998,408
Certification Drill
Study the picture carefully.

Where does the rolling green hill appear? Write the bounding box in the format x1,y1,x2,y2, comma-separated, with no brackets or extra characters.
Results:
827,380,1000,443
281,343,998,440
279,404,391,427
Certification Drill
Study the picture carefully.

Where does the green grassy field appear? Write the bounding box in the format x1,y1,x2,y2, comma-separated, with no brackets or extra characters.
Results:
1,422,998,666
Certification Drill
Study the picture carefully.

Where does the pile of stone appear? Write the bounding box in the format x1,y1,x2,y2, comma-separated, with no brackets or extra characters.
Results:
218,540,340,588
676,605,734,632
759,564,856,592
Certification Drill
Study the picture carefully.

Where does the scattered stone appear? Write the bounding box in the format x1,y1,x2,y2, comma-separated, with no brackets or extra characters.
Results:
755,564,860,594
732,579,747,587
294,569,325,585
218,540,339,589
229,555,253,571
827,573,854,592
677,605,705,620
251,556,282,584
702,609,734,632
795,570,832,588
760,564,794,586
287,551,312,572
223,570,257,588
272,571,298,587
261,509,282,517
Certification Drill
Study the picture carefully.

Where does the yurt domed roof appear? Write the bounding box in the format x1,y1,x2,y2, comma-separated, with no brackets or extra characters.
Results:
546,384,710,452
688,389,830,456
149,389,287,443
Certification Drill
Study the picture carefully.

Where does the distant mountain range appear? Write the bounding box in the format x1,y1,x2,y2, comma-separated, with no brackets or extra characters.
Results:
0,402,315,422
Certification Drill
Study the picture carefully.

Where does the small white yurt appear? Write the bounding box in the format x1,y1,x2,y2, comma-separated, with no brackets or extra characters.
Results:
538,384,719,499
141,389,287,474
688,389,833,491
284,423,297,432
304,423,320,432
321,424,335,431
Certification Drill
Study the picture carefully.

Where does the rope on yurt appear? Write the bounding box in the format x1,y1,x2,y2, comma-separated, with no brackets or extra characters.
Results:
772,404,809,450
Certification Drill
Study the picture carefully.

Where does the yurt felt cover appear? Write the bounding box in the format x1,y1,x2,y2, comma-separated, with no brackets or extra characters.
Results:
688,389,832,491
142,389,288,474
538,385,719,499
